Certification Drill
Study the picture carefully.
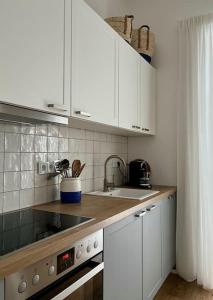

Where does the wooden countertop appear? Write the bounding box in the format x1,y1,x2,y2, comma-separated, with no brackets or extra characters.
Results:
0,185,176,278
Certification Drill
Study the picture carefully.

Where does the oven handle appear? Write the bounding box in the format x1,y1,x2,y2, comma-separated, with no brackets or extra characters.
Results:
50,262,104,300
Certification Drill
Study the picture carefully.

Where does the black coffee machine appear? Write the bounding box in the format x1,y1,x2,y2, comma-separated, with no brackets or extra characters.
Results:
129,159,152,189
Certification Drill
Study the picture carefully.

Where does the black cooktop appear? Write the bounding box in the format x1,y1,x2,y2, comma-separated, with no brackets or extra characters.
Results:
0,208,93,256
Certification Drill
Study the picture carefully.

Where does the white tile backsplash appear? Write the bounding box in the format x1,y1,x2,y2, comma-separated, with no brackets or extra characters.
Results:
0,125,127,213
5,133,21,152
35,186,47,205
21,153,35,171
4,172,20,192
34,136,47,153
3,191,20,212
35,124,47,136
0,173,3,193
21,171,34,189
0,193,3,213
4,153,20,171
0,153,4,172
47,137,59,153
0,133,4,152
20,188,34,209
21,134,34,152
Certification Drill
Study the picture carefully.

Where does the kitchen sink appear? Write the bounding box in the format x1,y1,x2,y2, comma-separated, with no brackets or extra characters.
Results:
87,188,159,200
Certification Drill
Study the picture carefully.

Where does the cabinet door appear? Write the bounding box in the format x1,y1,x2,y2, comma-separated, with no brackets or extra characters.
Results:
0,0,71,115
143,204,162,300
104,214,142,300
71,0,118,126
118,39,140,131
161,195,176,280
140,59,156,135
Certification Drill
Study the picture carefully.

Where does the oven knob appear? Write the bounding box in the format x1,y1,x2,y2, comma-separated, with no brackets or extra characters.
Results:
32,274,40,285
76,249,82,259
18,281,27,293
94,241,98,249
48,265,55,276
87,245,92,253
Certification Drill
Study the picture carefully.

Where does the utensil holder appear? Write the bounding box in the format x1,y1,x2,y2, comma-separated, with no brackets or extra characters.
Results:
60,178,81,203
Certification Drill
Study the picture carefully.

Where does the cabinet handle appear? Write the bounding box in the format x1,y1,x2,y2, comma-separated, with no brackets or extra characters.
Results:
142,128,150,132
135,211,146,218
75,111,92,118
47,104,68,112
132,125,141,130
146,205,157,212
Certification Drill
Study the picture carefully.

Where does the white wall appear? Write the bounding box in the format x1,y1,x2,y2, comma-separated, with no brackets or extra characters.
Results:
86,0,213,186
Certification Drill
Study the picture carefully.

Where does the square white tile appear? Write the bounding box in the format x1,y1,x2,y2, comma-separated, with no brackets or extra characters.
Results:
0,153,4,172
20,188,34,208
47,137,58,153
48,125,59,137
69,128,85,140
47,184,60,202
21,171,34,189
58,126,69,138
0,132,4,152
85,140,93,153
85,179,94,193
58,138,68,153
4,172,20,192
35,136,47,153
21,125,35,135
3,191,20,212
0,173,3,193
34,186,47,205
4,153,20,172
0,193,3,213
5,133,21,152
35,172,48,187
21,153,35,171
35,124,47,136
21,134,34,152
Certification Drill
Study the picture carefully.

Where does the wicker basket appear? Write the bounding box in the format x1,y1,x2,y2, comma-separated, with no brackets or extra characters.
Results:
131,25,155,60
105,15,134,43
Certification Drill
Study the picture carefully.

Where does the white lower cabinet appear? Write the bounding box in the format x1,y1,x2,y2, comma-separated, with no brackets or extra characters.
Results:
161,195,176,280
104,194,176,300
104,214,143,300
143,203,162,300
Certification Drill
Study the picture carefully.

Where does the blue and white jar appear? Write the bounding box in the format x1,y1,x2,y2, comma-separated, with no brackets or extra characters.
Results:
60,178,81,203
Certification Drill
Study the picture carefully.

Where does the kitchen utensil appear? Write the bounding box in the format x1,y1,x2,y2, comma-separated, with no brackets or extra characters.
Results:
72,160,81,178
76,163,86,177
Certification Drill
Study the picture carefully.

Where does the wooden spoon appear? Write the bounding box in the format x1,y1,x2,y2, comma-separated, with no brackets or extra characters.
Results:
76,163,86,177
72,160,81,178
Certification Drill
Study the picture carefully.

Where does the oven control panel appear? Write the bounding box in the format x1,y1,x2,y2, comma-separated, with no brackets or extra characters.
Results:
5,229,103,300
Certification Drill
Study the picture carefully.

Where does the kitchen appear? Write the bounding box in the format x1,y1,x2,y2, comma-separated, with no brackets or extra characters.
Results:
0,0,213,299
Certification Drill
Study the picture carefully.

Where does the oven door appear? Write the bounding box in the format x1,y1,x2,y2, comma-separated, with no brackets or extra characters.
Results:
28,254,103,300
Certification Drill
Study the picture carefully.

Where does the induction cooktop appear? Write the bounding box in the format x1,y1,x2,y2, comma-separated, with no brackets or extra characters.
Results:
0,208,93,256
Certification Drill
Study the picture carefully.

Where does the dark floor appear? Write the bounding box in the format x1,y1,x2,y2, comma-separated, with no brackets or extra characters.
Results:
154,273,213,300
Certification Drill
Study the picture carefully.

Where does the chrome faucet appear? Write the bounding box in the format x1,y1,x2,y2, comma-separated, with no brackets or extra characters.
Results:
103,155,127,192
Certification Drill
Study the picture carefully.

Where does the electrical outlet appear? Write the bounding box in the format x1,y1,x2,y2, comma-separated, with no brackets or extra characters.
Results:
48,162,56,174
38,162,49,175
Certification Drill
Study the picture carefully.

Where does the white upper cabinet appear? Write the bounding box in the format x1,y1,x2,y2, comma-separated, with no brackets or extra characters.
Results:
0,0,71,116
140,59,156,135
71,0,118,126
118,38,141,131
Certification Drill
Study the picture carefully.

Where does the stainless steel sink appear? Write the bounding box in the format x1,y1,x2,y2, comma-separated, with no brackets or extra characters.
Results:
87,188,159,200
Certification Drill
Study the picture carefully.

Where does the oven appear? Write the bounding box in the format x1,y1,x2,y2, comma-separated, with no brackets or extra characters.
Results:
4,230,103,300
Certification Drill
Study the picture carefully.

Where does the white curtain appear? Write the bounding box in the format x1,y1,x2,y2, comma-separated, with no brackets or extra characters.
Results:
177,14,213,290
